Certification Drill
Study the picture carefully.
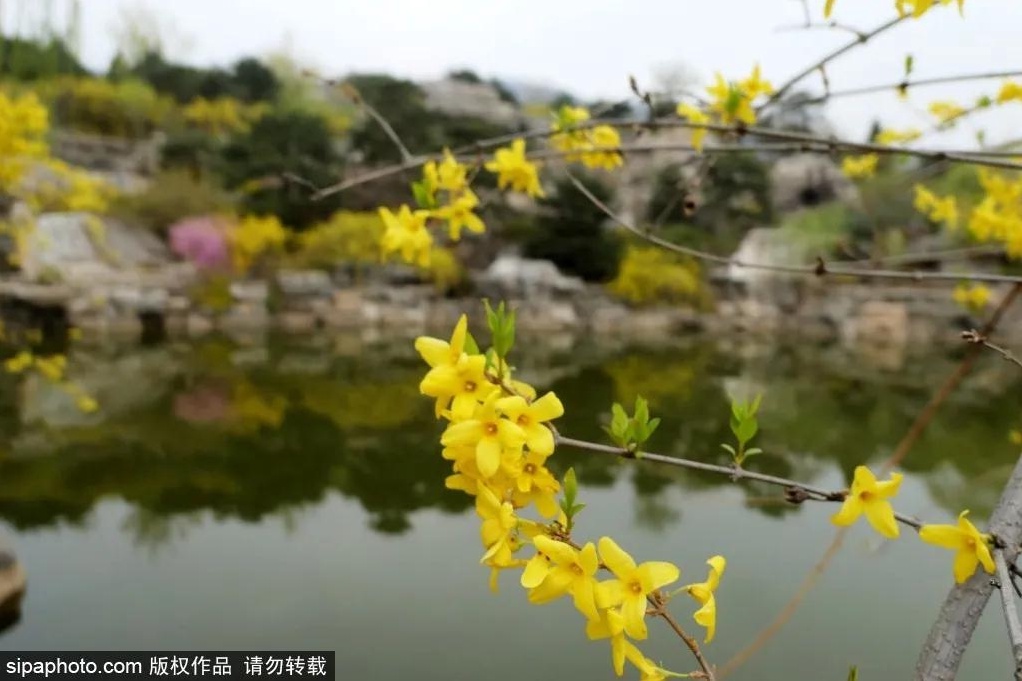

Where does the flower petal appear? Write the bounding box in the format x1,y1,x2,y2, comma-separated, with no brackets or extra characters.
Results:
919,524,965,550
863,499,900,539
637,561,680,592
953,548,980,584
476,437,502,478
521,555,549,589
530,392,565,422
875,472,904,499
598,536,638,579
414,337,451,368
621,593,648,640
830,497,863,527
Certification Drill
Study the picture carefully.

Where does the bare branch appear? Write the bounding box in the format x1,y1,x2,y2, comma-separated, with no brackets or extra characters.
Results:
554,434,924,531
565,170,1022,287
962,329,1022,372
338,82,413,163
994,548,1022,681
804,70,1022,106
763,14,910,110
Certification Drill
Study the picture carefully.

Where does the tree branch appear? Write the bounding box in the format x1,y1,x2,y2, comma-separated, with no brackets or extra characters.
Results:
803,70,1022,106
962,329,1022,373
994,548,1022,681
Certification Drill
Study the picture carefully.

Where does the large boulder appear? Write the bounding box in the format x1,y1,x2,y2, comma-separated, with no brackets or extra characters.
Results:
420,79,521,126
771,154,859,213
475,255,585,300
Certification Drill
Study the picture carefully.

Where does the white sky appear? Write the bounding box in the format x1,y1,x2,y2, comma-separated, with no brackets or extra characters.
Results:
5,0,1022,148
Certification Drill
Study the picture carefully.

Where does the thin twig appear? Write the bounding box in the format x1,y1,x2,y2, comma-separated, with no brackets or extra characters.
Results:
554,434,924,531
657,604,716,681
993,548,1022,681
803,70,1022,106
566,170,1022,287
762,13,911,110
774,20,867,40
338,82,413,162
962,329,1022,372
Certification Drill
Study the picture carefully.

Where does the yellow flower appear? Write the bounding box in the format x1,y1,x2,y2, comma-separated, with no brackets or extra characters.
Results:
435,189,486,241
595,536,680,639
953,283,991,312
676,103,711,152
426,149,468,194
580,125,624,171
914,185,958,229
75,394,99,414
379,204,433,268
4,351,33,374
841,154,880,179
441,393,526,478
831,465,904,538
739,64,774,100
586,608,649,677
919,510,995,584
34,354,67,382
875,128,922,145
415,314,468,373
928,100,966,126
509,451,561,517
997,81,1022,105
484,139,545,198
824,0,836,17
682,556,726,643
526,535,601,620
476,484,518,565
896,0,964,18
494,392,564,456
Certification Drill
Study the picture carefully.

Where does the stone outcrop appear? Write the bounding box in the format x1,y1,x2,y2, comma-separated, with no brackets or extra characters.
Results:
771,154,859,213
420,79,521,126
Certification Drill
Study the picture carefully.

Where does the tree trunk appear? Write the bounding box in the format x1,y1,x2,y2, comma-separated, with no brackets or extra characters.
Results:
916,453,1022,680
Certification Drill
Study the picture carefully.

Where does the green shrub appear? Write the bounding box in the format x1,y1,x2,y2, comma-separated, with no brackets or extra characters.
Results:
524,172,624,282
109,170,234,233
42,77,172,138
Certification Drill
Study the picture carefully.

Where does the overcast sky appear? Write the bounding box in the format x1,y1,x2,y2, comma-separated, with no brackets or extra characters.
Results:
5,0,1022,147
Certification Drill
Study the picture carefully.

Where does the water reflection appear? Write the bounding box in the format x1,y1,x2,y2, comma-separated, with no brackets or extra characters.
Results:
0,334,1018,544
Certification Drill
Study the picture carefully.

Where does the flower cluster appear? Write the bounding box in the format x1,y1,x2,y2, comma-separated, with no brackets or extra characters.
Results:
676,65,774,151
549,105,624,171
953,283,992,312
842,154,880,180
415,312,727,679
4,351,98,413
916,168,1022,259
831,465,996,584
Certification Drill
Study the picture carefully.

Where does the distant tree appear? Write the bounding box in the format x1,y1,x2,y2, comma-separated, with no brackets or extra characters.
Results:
447,69,482,84
525,172,624,282
489,79,519,105
232,58,279,103
691,151,774,242
0,37,86,80
219,110,344,229
646,163,689,224
549,92,577,110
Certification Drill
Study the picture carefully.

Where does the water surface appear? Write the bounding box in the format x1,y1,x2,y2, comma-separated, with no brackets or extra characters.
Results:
0,332,1017,680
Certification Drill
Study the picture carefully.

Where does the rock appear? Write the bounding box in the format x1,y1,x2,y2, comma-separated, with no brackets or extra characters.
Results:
219,304,270,331
842,300,909,347
275,310,319,333
0,545,25,632
515,301,579,332
420,78,522,126
230,280,269,304
109,285,168,313
770,154,859,213
476,255,586,300
186,313,215,337
275,270,333,298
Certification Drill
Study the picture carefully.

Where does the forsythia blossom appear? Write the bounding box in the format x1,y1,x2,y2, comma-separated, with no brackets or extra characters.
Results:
550,105,623,171
841,154,880,179
681,556,726,643
484,139,545,197
831,465,904,539
919,510,995,584
953,283,991,312
914,185,959,229
379,204,433,267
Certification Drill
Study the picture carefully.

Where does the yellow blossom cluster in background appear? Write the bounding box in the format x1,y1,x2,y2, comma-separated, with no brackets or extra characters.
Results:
953,283,992,313
3,350,98,413
227,214,288,273
841,154,880,179
0,92,50,192
550,105,624,171
414,313,726,678
182,96,268,136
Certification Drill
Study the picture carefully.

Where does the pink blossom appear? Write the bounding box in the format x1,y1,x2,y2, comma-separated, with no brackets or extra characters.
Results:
169,216,231,270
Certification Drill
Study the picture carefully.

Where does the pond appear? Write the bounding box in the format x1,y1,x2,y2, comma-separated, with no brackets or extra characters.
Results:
0,330,1017,680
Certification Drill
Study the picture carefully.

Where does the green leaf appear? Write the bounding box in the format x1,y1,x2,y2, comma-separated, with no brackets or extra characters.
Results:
720,443,737,456
903,54,914,77
749,393,763,416
847,666,858,681
563,468,578,506
743,447,763,458
736,418,758,445
464,331,480,355
634,396,650,426
730,415,742,439
411,180,435,209
645,417,661,440
611,403,628,433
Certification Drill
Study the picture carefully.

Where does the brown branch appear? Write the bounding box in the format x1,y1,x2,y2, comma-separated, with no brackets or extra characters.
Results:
656,602,716,681
803,70,1022,106
774,20,867,40
994,548,1022,681
338,82,413,163
554,434,924,531
566,170,1022,287
762,13,910,109
962,329,1022,372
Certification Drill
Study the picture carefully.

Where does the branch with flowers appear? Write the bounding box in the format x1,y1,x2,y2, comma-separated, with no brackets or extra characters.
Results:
296,1,1022,677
